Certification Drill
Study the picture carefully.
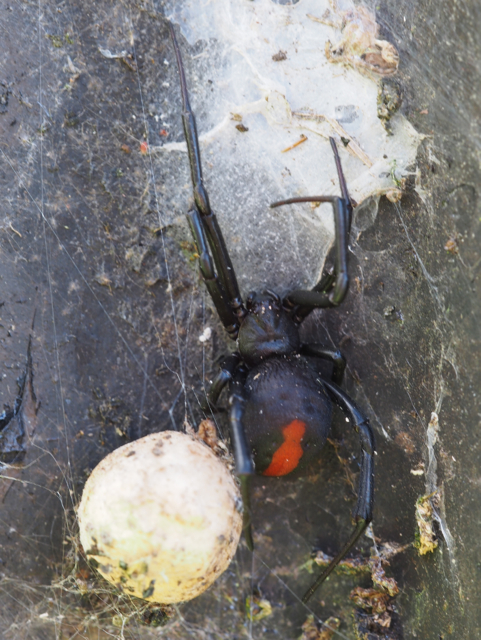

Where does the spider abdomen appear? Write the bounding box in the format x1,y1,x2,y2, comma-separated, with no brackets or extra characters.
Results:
243,357,332,476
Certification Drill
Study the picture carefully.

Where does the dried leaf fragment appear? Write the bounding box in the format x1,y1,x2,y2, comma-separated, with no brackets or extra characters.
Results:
415,492,440,555
300,614,341,640
246,594,272,621
309,2,399,77
272,50,287,62
350,587,390,615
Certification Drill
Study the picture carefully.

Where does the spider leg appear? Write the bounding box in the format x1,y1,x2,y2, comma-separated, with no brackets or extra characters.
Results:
270,138,352,319
169,24,246,336
329,136,353,230
300,344,346,385
273,194,349,309
201,353,241,412
303,380,374,602
187,210,239,338
228,366,255,550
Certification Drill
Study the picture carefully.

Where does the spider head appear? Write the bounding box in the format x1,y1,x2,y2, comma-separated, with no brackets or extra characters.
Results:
237,291,300,366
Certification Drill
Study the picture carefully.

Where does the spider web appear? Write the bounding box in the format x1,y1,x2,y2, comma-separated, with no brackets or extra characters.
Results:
1,0,481,639
0,3,359,638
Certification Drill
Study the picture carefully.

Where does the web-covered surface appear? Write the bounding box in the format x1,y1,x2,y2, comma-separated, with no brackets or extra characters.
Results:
0,1,480,639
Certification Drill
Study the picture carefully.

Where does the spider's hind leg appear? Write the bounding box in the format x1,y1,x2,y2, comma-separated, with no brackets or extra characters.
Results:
300,343,346,385
202,356,255,549
228,366,255,550
302,380,375,602
201,352,241,412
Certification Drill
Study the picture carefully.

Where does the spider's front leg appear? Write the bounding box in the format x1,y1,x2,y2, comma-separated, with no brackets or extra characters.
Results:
187,211,239,338
271,138,353,321
169,23,246,338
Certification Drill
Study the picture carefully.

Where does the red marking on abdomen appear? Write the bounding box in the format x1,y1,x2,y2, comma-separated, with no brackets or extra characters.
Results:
263,419,306,476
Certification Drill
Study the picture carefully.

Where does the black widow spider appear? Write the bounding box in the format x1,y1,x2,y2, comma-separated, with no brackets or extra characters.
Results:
169,24,375,603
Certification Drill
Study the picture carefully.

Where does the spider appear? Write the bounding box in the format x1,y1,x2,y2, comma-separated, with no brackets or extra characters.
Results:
169,23,375,603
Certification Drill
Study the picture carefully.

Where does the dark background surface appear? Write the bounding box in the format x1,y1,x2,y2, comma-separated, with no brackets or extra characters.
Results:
0,1,480,639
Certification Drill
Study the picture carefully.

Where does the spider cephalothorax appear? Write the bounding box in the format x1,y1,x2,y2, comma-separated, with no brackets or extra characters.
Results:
170,23,375,603
238,292,301,365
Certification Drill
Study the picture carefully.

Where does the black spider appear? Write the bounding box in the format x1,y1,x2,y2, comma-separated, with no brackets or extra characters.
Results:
169,24,375,603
